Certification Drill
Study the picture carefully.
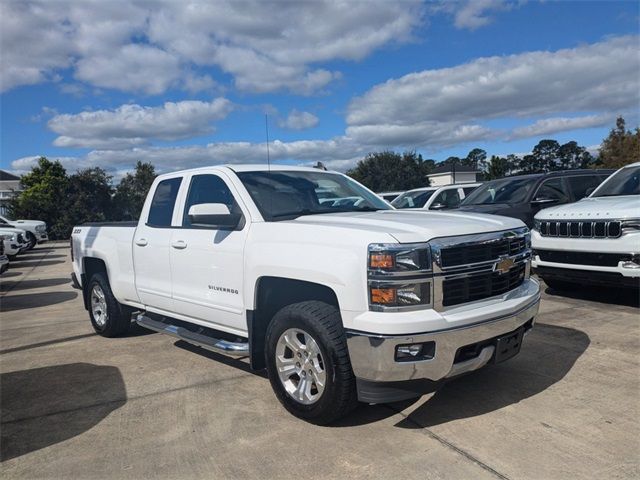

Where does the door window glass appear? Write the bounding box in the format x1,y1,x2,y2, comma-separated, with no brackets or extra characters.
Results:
534,178,569,202
183,174,240,227
462,186,478,197
430,189,461,209
566,175,603,200
147,177,182,227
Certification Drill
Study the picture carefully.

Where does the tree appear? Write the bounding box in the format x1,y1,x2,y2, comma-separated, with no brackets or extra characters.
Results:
113,161,157,220
599,117,640,168
346,151,432,192
485,155,509,180
465,148,488,172
65,168,114,227
8,157,70,239
557,141,595,170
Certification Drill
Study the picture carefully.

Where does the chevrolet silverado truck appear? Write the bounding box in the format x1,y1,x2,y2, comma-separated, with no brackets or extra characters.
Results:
533,161,640,290
71,165,540,424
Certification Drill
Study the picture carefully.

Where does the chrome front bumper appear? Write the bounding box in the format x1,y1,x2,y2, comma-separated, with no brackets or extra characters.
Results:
345,295,540,383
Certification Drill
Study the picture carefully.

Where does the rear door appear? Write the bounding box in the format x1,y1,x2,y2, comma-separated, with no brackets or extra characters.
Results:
169,171,250,334
133,176,183,312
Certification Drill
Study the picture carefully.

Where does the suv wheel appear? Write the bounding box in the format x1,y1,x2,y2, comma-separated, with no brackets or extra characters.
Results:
265,301,358,424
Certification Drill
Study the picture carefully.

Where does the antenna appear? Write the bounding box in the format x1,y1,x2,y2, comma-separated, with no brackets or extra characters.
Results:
265,114,271,172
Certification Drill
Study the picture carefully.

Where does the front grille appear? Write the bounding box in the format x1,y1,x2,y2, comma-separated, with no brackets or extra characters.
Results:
539,220,621,239
536,249,630,267
443,263,526,307
440,236,528,268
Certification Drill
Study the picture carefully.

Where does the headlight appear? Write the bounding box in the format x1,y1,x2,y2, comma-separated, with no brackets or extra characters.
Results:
368,243,433,311
36,224,46,232
533,219,541,232
622,218,640,233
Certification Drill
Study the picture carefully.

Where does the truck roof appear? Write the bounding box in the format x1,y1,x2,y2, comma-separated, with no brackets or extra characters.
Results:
154,164,330,180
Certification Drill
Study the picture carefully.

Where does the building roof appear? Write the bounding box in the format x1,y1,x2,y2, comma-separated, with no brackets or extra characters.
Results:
429,164,479,175
0,170,20,181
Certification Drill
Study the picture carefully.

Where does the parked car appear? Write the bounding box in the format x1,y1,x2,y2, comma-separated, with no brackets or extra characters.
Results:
0,215,48,249
532,162,640,290
377,191,405,202
71,165,540,424
0,227,29,260
391,184,480,210
458,169,614,227
0,238,9,274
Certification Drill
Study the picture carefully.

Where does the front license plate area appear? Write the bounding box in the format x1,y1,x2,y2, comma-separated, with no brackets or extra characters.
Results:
493,327,524,364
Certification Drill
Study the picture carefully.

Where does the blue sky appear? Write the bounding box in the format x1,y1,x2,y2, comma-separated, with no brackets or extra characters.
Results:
1,0,639,177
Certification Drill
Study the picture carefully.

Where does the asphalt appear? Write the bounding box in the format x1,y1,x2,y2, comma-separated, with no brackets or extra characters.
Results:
1,242,638,479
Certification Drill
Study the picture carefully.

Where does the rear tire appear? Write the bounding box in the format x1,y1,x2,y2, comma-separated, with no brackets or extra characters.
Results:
265,300,358,425
87,273,132,337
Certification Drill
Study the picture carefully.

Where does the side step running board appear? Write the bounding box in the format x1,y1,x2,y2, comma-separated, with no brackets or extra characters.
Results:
136,314,249,357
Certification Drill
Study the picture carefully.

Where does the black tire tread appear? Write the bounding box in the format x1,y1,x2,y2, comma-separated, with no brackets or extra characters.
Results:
266,300,358,425
88,273,132,337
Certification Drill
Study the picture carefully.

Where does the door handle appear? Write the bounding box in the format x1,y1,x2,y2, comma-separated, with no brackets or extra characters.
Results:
135,238,148,247
171,240,187,249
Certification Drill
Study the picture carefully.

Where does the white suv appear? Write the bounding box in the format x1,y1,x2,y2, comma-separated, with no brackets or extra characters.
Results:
391,183,480,211
532,162,640,290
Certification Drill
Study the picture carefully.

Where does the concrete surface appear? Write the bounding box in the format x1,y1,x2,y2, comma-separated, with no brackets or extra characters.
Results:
1,242,638,479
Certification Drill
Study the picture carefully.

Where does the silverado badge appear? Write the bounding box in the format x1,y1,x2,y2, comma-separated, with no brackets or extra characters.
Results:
494,257,514,275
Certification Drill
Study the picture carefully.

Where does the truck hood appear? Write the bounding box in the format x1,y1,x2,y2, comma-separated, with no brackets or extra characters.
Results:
535,195,640,220
291,210,525,243
0,227,27,236
9,219,45,227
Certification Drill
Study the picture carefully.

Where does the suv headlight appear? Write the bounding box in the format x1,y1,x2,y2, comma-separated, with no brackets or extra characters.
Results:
622,218,640,233
368,243,433,311
36,224,46,232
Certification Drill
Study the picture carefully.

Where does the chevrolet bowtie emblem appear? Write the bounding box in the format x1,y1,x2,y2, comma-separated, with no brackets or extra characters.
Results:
494,257,514,275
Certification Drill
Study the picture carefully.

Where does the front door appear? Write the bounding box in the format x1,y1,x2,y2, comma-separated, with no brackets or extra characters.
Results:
133,176,183,312
169,172,249,334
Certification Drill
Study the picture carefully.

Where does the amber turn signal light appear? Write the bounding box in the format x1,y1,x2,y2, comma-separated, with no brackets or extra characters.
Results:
370,253,395,269
370,288,397,304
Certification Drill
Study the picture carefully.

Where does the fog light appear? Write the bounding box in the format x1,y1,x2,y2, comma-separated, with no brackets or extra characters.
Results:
395,341,435,362
621,255,640,269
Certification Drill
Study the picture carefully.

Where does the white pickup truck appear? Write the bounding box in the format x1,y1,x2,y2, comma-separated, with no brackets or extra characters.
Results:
533,161,640,290
71,165,540,424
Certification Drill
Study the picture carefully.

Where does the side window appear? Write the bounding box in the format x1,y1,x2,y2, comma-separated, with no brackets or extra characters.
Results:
566,175,603,200
147,177,182,227
431,189,461,209
183,174,240,227
534,178,569,202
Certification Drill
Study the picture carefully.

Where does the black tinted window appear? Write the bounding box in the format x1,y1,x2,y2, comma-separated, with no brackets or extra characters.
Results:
147,177,182,227
183,174,240,227
566,175,603,200
534,178,569,202
462,186,478,196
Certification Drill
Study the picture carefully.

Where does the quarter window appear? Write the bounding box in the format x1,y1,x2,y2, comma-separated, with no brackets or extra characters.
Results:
147,177,182,227
183,174,241,227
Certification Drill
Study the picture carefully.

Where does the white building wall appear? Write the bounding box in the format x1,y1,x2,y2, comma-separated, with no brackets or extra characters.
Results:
428,172,477,186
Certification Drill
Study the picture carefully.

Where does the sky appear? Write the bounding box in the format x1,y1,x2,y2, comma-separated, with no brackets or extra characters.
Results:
1,0,639,179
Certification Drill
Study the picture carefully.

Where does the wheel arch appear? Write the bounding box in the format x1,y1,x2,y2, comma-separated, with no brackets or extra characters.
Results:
82,257,108,310
248,276,340,371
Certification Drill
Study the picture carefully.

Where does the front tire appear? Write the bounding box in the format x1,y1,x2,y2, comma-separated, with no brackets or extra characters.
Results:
87,273,132,337
25,232,36,250
265,301,358,425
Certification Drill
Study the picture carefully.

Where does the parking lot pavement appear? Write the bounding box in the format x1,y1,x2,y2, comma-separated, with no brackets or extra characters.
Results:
1,243,638,480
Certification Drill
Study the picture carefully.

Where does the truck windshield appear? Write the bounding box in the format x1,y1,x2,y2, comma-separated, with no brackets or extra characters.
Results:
461,177,537,205
391,190,435,209
591,165,640,197
236,170,391,221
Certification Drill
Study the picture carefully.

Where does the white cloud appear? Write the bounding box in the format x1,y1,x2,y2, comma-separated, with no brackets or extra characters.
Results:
347,35,640,145
10,136,367,175
48,99,233,149
451,0,513,30
1,0,423,94
509,114,613,140
278,110,320,130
